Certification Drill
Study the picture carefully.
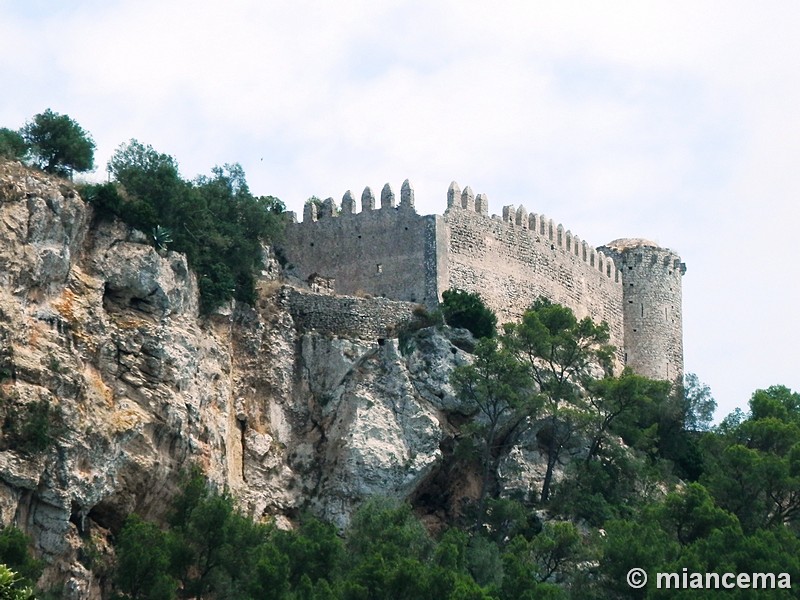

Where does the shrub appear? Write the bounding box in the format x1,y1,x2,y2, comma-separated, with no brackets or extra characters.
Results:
2,400,58,455
440,289,497,339
0,564,34,600
0,129,27,161
82,142,286,313
0,527,42,589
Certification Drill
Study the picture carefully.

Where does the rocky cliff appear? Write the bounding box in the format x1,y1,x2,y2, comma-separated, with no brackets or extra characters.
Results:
0,162,558,598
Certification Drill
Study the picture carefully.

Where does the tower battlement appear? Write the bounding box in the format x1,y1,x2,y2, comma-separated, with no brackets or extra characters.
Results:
279,180,685,382
300,181,417,224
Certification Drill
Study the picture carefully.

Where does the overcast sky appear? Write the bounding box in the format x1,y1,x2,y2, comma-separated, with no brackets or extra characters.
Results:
2,1,798,420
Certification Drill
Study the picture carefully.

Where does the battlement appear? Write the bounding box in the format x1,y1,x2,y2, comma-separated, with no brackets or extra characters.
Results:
301,180,417,223
446,181,622,285
278,179,685,381
281,183,440,308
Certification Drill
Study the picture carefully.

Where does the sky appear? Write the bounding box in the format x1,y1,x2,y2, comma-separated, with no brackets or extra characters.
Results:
2,0,798,420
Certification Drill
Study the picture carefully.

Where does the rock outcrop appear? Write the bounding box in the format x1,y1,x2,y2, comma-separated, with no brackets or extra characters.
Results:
2,162,537,598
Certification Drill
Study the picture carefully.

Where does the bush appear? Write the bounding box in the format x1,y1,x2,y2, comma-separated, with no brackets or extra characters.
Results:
0,527,42,589
0,564,34,600
440,289,497,339
2,400,58,455
114,515,176,599
20,109,95,177
0,129,27,161
82,142,287,313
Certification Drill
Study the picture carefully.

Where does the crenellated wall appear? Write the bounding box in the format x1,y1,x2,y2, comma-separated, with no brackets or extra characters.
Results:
600,240,685,382
278,180,685,380
281,180,444,308
442,182,624,353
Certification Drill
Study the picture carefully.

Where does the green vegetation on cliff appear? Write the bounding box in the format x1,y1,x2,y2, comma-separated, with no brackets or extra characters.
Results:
3,112,287,313
440,289,497,339
97,297,799,599
4,109,96,178
100,387,799,599
83,140,286,312
3,116,797,599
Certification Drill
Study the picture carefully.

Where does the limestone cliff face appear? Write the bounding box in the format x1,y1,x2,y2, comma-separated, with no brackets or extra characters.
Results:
1,163,527,598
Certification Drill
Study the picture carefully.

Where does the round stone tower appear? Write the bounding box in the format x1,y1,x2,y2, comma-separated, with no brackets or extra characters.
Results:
600,239,686,383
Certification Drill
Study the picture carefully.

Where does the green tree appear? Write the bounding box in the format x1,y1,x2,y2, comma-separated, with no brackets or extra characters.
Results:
586,370,671,461
529,521,585,583
108,140,181,195
20,109,95,177
270,516,342,589
340,498,491,599
749,385,800,423
480,498,541,547
0,129,27,161
441,289,497,339
105,139,184,232
682,373,716,432
188,163,284,310
498,537,568,600
93,141,286,312
451,338,536,524
346,498,433,566
170,490,263,598
114,515,175,599
598,516,680,599
504,298,613,503
656,483,739,547
703,386,800,532
243,537,290,600
551,446,647,525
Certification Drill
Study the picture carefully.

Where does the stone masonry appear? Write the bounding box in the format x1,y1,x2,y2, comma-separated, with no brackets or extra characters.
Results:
278,180,686,382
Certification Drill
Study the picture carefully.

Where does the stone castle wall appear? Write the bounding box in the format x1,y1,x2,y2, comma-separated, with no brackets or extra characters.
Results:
601,241,685,382
441,183,624,353
280,182,443,307
283,286,419,339
278,180,685,381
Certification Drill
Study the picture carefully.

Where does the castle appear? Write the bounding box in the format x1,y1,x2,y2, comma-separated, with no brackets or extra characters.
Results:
279,180,686,383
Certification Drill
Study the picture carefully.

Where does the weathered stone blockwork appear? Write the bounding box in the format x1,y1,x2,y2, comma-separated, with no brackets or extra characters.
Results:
443,204,624,352
601,240,685,381
283,287,418,339
281,182,444,308
278,181,685,382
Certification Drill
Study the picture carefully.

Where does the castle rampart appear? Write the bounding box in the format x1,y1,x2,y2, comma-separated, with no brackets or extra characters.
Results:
283,286,418,339
281,181,441,307
278,181,685,381
601,240,685,382
442,189,624,352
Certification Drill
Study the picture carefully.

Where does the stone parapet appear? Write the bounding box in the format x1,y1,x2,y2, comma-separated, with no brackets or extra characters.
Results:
282,286,419,339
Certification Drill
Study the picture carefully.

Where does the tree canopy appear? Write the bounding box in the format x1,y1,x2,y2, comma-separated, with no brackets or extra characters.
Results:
1,115,795,597
48,311,800,598
502,297,614,503
0,128,26,161
441,289,497,339
84,139,286,312
20,109,95,177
